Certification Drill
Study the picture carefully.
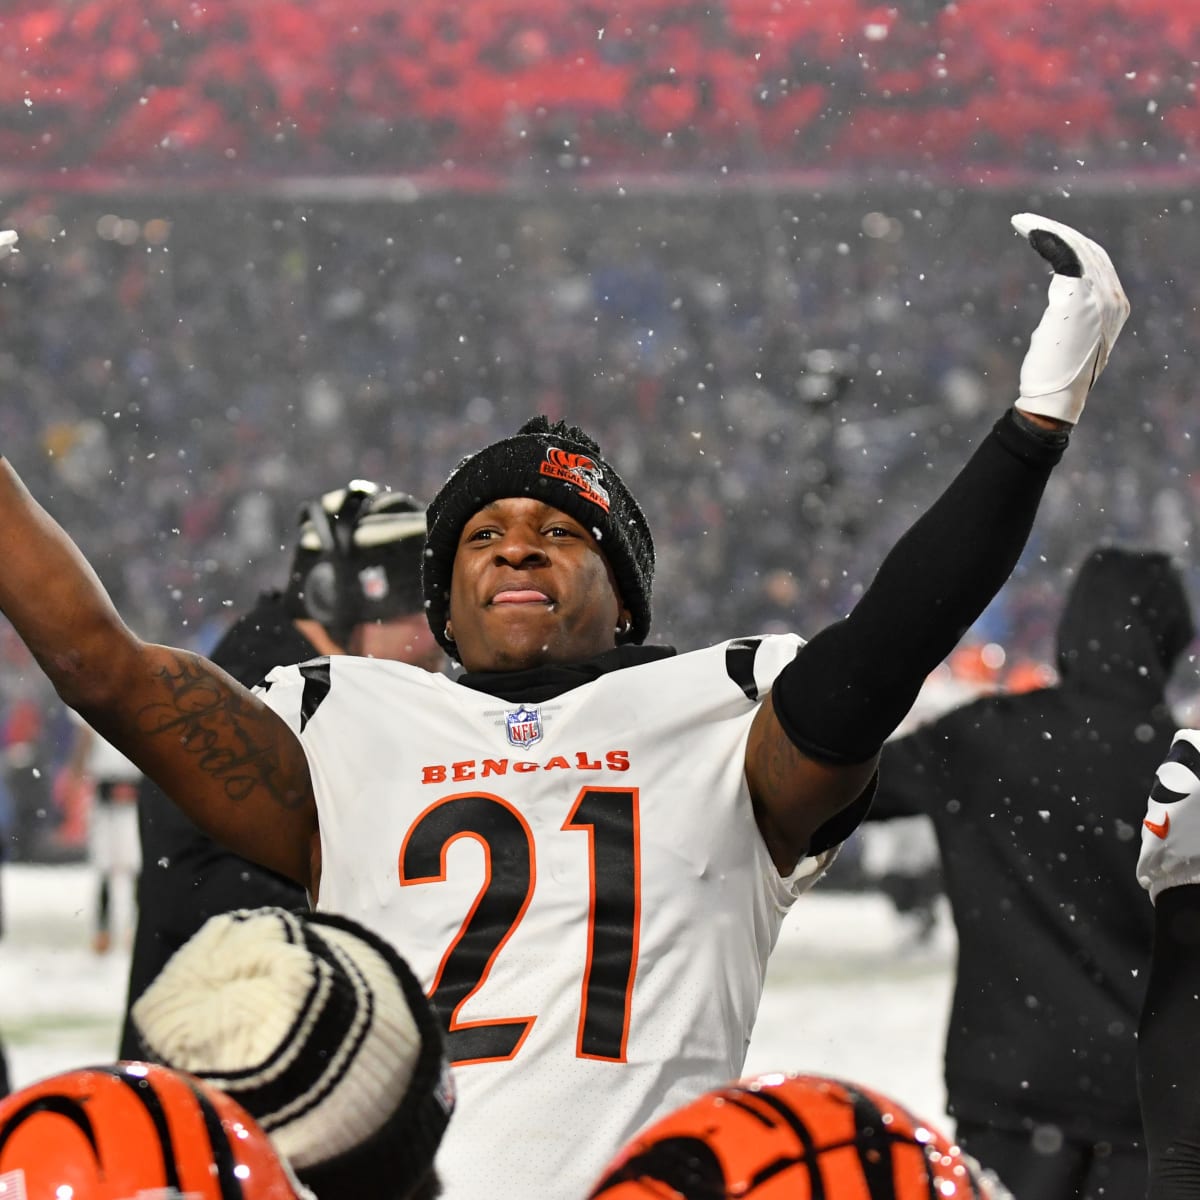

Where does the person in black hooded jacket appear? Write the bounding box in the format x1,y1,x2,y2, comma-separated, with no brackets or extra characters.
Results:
867,545,1195,1200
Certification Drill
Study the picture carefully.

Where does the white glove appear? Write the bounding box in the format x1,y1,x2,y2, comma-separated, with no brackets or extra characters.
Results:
1137,728,1200,903
0,230,16,259
1011,213,1129,424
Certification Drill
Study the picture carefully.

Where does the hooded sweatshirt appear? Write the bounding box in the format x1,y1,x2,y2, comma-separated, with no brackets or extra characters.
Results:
870,546,1194,1142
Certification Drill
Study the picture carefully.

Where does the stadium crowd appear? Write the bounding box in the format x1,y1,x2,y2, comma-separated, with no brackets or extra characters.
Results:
0,0,1197,178
0,195,1186,637
0,188,1195,859
0,2,1196,867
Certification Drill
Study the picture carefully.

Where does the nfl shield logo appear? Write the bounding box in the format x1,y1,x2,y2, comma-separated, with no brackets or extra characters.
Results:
505,705,543,750
358,564,390,602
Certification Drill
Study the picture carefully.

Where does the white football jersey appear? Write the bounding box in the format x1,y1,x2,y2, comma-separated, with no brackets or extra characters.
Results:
257,634,836,1200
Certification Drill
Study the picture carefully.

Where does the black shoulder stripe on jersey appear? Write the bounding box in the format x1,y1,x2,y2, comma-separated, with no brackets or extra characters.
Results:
1151,738,1200,806
1150,778,1190,807
299,658,333,732
726,638,763,701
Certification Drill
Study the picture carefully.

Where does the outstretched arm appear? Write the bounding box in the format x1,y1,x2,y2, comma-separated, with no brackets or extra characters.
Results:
746,214,1130,871
0,455,318,890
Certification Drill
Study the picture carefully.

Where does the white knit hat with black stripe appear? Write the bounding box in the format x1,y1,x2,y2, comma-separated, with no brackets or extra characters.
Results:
131,907,454,1196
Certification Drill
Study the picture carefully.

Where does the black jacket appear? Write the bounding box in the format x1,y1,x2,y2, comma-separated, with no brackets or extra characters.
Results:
871,547,1194,1142
118,590,315,1058
1140,882,1200,1198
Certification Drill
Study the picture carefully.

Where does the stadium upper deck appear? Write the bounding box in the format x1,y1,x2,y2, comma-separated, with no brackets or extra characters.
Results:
0,0,1196,182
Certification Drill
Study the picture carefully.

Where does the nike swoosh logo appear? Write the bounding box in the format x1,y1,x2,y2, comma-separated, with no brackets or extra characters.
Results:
1144,814,1171,839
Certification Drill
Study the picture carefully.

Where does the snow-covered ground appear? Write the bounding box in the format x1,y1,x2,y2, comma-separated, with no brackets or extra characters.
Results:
0,861,956,1129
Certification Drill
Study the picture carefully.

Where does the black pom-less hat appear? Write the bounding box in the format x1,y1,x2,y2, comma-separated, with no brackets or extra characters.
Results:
423,417,655,657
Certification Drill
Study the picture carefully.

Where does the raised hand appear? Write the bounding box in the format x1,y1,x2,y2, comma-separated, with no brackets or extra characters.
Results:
1011,213,1129,425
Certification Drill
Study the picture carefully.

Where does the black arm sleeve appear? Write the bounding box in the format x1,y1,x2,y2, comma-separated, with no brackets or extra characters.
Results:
773,408,1065,764
1140,883,1200,1200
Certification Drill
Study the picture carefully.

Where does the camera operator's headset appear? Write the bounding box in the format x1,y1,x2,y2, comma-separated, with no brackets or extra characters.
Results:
300,479,381,649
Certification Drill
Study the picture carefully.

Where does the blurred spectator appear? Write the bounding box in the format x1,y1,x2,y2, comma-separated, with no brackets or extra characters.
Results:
1137,729,1200,1200
56,716,142,954
0,192,1198,850
3,0,1199,178
865,546,1195,1199
1,695,51,863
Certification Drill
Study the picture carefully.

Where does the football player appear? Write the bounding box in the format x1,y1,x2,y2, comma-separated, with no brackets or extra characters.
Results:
0,214,1128,1198
865,545,1193,1199
1137,729,1200,1198
57,717,143,954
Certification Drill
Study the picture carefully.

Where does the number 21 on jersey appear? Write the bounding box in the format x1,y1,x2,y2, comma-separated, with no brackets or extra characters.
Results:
399,787,641,1066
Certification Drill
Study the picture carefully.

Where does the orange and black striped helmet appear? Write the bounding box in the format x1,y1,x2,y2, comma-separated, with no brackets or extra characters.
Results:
0,1062,308,1199
588,1072,1006,1199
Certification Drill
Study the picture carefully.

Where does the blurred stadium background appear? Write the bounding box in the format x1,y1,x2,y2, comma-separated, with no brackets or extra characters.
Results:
0,0,1197,1114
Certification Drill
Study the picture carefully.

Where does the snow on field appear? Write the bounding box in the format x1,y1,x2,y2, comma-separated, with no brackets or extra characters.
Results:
0,862,955,1129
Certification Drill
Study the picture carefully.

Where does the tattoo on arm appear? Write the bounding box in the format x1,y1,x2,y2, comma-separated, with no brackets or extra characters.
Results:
135,652,305,811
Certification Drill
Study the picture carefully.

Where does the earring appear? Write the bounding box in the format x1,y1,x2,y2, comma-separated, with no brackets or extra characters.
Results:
443,625,455,643
616,619,631,636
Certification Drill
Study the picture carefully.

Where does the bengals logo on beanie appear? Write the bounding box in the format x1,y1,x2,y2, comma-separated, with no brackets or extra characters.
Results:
422,417,655,658
540,447,611,511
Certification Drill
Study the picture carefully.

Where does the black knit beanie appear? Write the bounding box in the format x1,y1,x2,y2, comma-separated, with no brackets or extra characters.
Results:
423,417,655,655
